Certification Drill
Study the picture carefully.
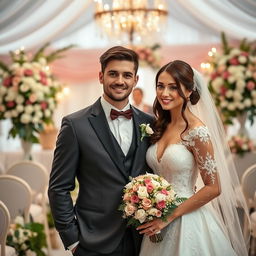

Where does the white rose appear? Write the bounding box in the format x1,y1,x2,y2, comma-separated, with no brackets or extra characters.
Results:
134,209,147,223
20,83,29,92
166,190,176,201
234,72,244,80
124,204,136,216
11,110,18,117
25,105,34,114
151,179,161,189
226,90,233,98
16,95,25,104
155,192,167,203
228,66,237,74
253,98,256,106
244,99,251,107
217,56,228,66
230,48,241,56
236,80,245,90
161,179,170,188
242,144,248,151
227,103,235,111
145,124,154,135
16,105,24,113
233,91,242,101
44,109,51,117
252,91,256,99
220,101,228,108
0,86,7,95
36,91,44,101
137,186,149,199
23,62,32,69
237,102,245,110
125,181,133,190
35,110,43,118
39,57,47,65
227,76,236,84
14,216,24,226
147,208,158,216
20,113,31,124
238,55,247,64
10,63,20,70
32,116,40,124
211,77,223,91
245,70,252,78
4,111,12,118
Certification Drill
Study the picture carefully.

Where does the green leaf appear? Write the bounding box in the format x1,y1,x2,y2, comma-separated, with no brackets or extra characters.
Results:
221,31,230,54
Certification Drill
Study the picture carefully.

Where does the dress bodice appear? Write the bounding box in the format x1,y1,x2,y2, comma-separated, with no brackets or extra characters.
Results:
146,126,217,198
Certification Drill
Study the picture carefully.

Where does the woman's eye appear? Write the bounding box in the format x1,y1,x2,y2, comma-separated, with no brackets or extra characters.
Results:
156,84,164,89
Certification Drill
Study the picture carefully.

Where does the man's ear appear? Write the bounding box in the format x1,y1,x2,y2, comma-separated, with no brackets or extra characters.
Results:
134,75,139,87
99,71,103,84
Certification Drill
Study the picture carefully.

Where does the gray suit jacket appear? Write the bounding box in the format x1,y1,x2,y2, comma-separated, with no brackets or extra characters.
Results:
48,98,154,254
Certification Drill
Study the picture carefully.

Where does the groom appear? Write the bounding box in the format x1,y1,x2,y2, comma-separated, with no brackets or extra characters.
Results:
48,46,153,256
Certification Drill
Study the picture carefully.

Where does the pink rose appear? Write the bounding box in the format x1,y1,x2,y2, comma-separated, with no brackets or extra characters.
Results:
12,76,21,87
220,86,228,96
123,193,131,201
211,72,219,80
29,94,37,103
40,102,48,110
24,69,33,76
241,52,249,57
142,198,152,210
156,210,162,217
14,68,24,76
146,183,154,193
222,71,230,79
246,81,255,91
124,204,136,216
229,58,239,65
132,184,139,192
144,178,151,184
156,200,166,210
161,189,168,195
131,195,139,204
3,77,12,87
40,77,48,85
6,101,15,108
26,100,32,105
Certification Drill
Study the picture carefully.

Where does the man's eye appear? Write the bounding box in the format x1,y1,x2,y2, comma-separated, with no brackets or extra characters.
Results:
124,74,132,78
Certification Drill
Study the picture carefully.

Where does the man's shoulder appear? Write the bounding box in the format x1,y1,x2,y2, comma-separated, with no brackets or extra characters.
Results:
64,99,100,121
132,106,154,122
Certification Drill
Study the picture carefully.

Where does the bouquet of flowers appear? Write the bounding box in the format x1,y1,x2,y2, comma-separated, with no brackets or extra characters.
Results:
208,32,256,124
119,173,186,243
228,135,255,156
0,43,73,143
133,44,162,70
6,216,46,256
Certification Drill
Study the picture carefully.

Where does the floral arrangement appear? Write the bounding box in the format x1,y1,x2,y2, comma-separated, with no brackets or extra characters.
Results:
133,44,162,70
6,216,46,256
139,123,154,141
119,173,186,242
228,135,255,156
0,43,73,143
208,32,256,124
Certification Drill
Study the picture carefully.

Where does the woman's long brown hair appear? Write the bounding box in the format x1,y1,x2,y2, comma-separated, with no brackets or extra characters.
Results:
151,60,200,144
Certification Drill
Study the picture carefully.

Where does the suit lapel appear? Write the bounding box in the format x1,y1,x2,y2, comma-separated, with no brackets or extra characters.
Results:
88,99,126,178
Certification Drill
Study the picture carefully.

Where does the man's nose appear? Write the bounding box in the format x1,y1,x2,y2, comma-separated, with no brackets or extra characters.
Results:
116,75,125,84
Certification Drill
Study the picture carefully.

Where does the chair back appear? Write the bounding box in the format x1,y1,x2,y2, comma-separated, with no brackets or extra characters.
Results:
7,160,48,197
241,163,256,209
0,175,32,222
0,200,11,256
0,161,5,174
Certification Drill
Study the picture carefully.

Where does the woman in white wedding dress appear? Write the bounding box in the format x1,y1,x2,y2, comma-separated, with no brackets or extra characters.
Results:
138,60,248,256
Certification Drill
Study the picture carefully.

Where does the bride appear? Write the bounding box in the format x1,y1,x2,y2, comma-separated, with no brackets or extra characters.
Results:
137,60,248,256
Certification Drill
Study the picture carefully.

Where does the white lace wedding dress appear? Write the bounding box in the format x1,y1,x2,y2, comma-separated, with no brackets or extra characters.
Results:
139,126,237,256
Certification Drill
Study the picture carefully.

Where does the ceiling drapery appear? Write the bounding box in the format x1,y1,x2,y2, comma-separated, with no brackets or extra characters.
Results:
0,0,255,54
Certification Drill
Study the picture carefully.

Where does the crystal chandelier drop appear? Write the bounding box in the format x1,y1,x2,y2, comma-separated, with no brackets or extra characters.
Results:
94,0,168,44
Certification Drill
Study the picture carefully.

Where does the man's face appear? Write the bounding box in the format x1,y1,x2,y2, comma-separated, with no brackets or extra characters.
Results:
99,60,138,106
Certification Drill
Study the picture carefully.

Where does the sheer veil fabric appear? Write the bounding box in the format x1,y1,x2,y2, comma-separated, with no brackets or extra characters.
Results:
190,69,249,255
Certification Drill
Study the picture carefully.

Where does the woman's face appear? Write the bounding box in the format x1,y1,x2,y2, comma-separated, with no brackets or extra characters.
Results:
156,71,190,111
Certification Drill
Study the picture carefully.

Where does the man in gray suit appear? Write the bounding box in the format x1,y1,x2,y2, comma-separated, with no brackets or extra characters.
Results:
48,46,153,256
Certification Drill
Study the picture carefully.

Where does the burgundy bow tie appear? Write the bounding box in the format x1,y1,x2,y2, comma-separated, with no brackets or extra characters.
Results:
110,109,133,120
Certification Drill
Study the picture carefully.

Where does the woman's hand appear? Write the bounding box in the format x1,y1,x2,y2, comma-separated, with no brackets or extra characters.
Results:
136,216,174,236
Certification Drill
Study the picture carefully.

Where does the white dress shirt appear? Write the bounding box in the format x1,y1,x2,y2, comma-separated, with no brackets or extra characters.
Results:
101,96,133,156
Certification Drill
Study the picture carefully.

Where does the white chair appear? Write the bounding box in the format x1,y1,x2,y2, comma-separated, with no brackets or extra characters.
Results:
241,163,256,255
6,160,51,254
0,200,16,256
0,175,32,223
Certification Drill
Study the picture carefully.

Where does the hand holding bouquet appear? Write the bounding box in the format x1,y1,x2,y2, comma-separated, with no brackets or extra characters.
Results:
119,173,186,243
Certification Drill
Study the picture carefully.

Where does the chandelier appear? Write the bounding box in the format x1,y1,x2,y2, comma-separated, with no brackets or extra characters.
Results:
94,0,168,44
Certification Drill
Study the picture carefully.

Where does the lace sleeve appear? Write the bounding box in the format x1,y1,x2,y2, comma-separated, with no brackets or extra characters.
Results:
184,126,218,184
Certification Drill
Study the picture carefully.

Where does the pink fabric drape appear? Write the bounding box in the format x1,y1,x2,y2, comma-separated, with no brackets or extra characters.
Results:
1,43,226,84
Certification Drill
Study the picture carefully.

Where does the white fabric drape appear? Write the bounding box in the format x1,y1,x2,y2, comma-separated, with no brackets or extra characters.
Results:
0,0,255,53
177,0,256,40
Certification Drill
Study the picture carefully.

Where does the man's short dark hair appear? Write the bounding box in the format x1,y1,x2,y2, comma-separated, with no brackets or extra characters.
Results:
100,46,139,74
